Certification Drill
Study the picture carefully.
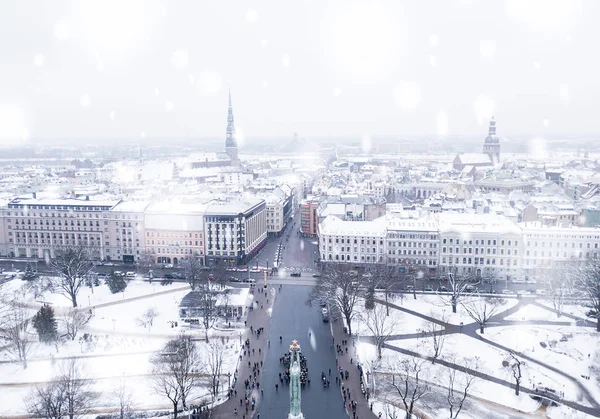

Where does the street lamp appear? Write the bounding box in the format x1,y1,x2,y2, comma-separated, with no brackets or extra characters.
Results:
112,318,116,330
228,372,231,389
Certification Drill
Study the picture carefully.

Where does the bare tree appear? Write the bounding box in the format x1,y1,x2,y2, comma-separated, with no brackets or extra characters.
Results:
181,255,205,291
151,333,201,416
141,306,159,332
420,313,447,363
138,250,157,277
387,357,430,419
50,246,95,308
22,276,55,300
27,358,96,419
188,282,221,342
62,309,91,341
0,299,35,369
508,351,524,396
113,379,133,419
439,272,478,314
445,358,477,419
366,266,402,315
461,295,501,334
362,303,398,359
545,264,573,318
572,259,600,331
310,264,363,335
200,340,225,401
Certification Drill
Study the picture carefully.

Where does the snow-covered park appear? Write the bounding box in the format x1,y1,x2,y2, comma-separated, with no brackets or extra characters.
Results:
0,276,252,417
349,291,600,419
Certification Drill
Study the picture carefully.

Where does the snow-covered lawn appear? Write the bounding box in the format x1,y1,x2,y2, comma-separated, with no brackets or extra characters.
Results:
484,325,600,403
357,341,541,416
505,303,573,322
351,298,430,337
383,293,519,326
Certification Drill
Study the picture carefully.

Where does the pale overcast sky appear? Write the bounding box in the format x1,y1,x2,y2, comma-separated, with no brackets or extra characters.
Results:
0,0,599,144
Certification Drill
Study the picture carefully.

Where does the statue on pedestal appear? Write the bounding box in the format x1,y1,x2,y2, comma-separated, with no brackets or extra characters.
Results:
288,340,305,419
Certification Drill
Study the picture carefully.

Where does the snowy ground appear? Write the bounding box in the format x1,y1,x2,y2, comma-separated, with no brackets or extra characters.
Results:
0,279,251,417
357,342,541,417
505,303,572,322
384,292,519,326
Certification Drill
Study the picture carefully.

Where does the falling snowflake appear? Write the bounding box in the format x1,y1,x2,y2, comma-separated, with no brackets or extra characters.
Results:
171,49,189,69
260,80,269,89
436,110,449,137
479,40,496,60
80,95,91,108
0,105,28,141
429,55,437,67
109,111,116,121
154,87,159,96
333,87,342,97
96,52,104,72
429,34,439,47
543,118,549,127
188,74,195,85
529,137,549,159
533,61,541,70
165,101,175,112
394,81,421,110
198,70,222,96
246,8,258,23
473,95,495,125
361,134,372,154
34,54,45,66
282,53,291,68
53,21,70,40
559,84,569,102
261,39,268,47
141,132,146,139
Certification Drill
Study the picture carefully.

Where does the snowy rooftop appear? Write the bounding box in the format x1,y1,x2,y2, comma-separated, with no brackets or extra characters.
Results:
455,153,492,165
439,213,522,235
8,197,121,208
386,213,439,231
519,221,600,234
111,200,151,213
319,215,387,237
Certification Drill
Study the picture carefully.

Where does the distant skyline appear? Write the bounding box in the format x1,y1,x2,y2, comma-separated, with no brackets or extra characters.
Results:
1,0,599,145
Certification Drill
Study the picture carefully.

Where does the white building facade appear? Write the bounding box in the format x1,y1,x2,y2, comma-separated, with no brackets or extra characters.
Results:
386,213,439,274
319,215,387,265
438,213,522,281
520,222,600,282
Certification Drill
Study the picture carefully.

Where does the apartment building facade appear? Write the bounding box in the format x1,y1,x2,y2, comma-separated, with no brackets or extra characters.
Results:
106,201,149,263
300,198,319,237
144,202,206,266
520,221,600,282
1,196,120,260
204,199,266,266
319,215,387,265
386,213,439,274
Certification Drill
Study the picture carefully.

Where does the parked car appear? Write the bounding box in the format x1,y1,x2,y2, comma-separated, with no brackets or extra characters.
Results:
464,285,477,293
502,289,514,295
208,273,216,281
424,285,434,292
237,267,248,272
242,278,256,283
290,272,302,277
163,263,174,269
104,262,115,266
249,267,261,273
312,273,322,278
437,286,448,292
113,271,125,277
511,279,526,284
125,272,136,278
321,308,330,322
164,273,175,280
405,285,414,291
228,276,241,282
226,267,237,272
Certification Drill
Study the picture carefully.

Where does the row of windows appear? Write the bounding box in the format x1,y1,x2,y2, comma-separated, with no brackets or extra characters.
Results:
442,238,519,247
388,258,437,266
389,242,437,248
526,241,599,249
328,246,383,253
327,254,384,262
146,240,202,246
328,238,385,245
441,257,518,266
388,233,438,240
388,249,437,256
442,247,519,256
146,231,202,238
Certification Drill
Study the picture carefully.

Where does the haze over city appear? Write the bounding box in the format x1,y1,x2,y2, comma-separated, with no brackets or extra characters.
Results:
1,0,600,145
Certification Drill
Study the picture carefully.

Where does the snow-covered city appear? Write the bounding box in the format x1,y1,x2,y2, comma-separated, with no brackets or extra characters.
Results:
1,1,600,418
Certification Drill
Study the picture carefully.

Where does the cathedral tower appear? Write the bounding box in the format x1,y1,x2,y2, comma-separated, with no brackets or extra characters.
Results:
483,117,501,164
225,90,239,163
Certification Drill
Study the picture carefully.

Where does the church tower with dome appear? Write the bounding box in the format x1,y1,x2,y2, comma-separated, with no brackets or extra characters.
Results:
483,117,500,164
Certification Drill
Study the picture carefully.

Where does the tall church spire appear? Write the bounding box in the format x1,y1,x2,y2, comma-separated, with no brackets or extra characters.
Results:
225,89,239,162
483,116,500,164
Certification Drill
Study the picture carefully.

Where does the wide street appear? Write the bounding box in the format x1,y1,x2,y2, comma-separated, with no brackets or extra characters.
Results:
260,284,347,418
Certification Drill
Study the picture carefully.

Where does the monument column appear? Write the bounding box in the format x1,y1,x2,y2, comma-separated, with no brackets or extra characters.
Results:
288,340,305,419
